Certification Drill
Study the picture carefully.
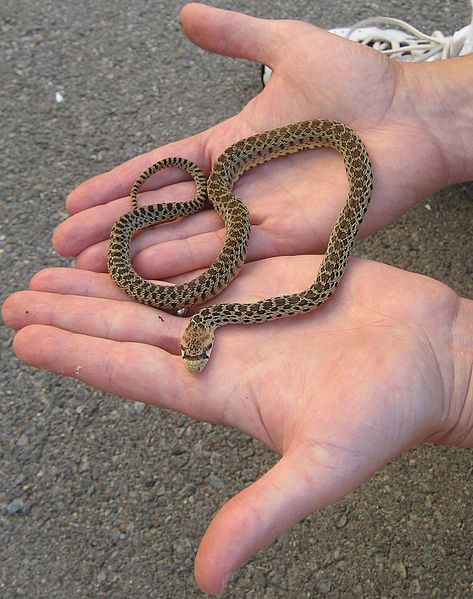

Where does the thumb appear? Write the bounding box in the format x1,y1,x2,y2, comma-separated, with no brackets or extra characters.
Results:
179,2,296,66
194,443,362,595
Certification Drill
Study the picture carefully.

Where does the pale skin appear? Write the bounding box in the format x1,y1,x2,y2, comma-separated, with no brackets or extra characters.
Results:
2,3,473,595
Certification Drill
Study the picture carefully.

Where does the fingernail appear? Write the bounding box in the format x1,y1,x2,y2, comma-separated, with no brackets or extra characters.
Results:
219,571,233,594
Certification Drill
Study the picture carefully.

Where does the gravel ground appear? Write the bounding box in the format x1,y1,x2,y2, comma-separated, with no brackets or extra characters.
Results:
1,1,472,597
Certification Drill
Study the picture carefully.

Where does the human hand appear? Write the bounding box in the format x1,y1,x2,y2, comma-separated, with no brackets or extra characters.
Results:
53,3,472,286
3,259,472,594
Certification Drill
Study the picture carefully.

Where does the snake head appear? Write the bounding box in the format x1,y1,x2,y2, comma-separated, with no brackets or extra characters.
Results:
181,322,215,373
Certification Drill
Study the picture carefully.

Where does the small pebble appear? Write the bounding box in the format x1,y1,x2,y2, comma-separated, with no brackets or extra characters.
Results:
78,455,90,473
110,528,126,542
317,580,332,594
209,474,225,490
6,498,24,515
97,570,106,584
335,514,348,528
17,433,28,447
393,561,407,579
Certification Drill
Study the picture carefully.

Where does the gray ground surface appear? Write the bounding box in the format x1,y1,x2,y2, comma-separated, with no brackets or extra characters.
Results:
1,1,472,597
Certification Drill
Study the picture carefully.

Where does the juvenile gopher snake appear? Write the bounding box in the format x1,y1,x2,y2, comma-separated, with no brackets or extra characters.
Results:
108,119,373,372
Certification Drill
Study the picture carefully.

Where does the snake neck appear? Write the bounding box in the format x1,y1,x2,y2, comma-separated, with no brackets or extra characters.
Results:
187,282,336,331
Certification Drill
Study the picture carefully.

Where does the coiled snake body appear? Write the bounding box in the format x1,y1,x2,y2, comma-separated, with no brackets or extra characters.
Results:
107,120,373,373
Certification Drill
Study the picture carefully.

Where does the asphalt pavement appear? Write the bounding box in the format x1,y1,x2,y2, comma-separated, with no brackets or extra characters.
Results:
1,1,472,597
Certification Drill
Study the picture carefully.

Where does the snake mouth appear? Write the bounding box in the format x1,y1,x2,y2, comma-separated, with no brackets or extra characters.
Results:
181,350,210,360
180,345,213,373
182,354,210,373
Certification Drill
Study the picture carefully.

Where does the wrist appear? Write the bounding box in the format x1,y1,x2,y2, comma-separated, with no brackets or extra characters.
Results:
434,296,473,448
405,55,473,187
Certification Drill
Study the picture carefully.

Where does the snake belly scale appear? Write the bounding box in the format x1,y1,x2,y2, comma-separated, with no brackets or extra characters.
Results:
107,119,373,373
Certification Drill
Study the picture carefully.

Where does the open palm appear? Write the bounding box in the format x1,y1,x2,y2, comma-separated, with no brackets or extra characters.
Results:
3,256,465,594
54,3,451,285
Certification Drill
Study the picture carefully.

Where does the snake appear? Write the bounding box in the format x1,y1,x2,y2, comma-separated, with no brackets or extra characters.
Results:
107,119,373,373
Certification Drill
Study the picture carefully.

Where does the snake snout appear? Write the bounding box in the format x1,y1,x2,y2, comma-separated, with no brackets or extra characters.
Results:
181,322,215,374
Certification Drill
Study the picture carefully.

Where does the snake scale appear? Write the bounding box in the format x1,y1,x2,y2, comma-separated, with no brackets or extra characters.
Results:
107,119,373,373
